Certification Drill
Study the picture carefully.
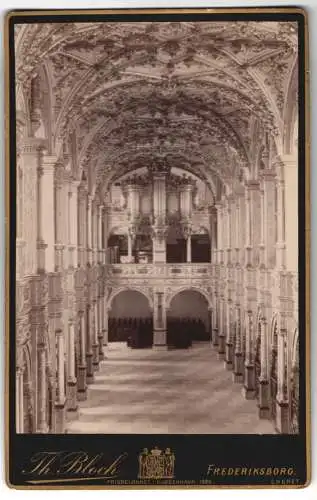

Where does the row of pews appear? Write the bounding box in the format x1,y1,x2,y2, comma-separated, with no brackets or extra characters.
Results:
109,316,209,349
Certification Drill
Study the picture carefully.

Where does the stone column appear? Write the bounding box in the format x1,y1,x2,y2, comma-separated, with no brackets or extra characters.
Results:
283,156,298,273
259,188,266,267
77,311,87,401
216,202,224,265
263,171,276,269
275,162,286,269
258,318,270,418
78,186,87,267
242,311,256,399
102,297,109,346
275,329,289,433
98,297,105,361
224,303,233,370
127,232,133,262
186,235,192,263
97,205,103,264
211,305,219,347
152,173,167,263
54,329,65,433
54,166,65,271
217,299,225,360
244,186,252,267
37,345,48,433
16,368,24,433
92,301,100,371
66,319,77,416
68,183,78,269
37,154,55,273
233,306,243,383
87,195,93,265
153,291,166,348
86,305,94,384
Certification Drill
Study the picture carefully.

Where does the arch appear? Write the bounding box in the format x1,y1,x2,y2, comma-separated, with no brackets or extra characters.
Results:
107,287,153,311
269,314,279,421
166,286,212,310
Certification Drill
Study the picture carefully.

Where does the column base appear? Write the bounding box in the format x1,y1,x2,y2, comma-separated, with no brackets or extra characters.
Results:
242,363,256,400
275,398,290,434
258,379,270,419
224,342,233,370
217,335,225,360
153,329,167,347
92,343,100,371
86,353,94,384
36,423,49,434
66,380,78,416
102,329,108,346
53,403,65,434
77,364,87,401
212,329,219,348
153,345,169,350
232,352,244,383
98,335,105,361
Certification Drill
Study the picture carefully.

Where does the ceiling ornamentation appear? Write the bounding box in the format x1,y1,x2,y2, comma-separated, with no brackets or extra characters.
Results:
15,21,298,197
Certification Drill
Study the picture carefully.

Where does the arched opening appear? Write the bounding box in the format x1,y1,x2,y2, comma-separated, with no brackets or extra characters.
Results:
270,319,278,422
191,231,211,263
290,331,299,434
108,290,153,348
167,290,210,348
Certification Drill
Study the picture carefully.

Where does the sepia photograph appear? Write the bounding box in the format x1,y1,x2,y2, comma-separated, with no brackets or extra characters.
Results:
6,7,309,488
14,17,300,436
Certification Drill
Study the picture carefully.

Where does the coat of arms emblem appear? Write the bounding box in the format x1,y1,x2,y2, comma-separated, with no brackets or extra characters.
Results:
138,447,175,479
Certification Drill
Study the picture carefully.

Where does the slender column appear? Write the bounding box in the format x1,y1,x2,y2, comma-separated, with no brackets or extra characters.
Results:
97,205,103,263
186,235,191,263
127,232,133,262
258,319,270,419
102,297,109,346
224,303,233,370
98,297,105,361
215,202,224,265
152,173,167,263
263,171,276,269
233,306,244,383
37,155,55,272
78,186,87,267
226,198,232,265
242,312,256,400
86,305,94,384
92,301,100,371
275,162,286,269
153,291,166,348
212,305,218,347
16,368,24,433
282,157,298,272
244,187,252,266
217,300,225,359
87,195,92,265
37,345,48,433
259,188,265,267
77,311,87,401
66,319,77,415
68,183,78,269
275,329,289,432
54,329,65,433
54,166,65,271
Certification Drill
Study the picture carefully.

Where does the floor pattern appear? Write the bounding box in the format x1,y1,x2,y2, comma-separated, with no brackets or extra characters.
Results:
66,342,275,434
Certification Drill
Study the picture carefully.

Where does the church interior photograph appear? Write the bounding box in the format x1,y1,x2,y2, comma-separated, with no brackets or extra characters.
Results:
14,20,299,435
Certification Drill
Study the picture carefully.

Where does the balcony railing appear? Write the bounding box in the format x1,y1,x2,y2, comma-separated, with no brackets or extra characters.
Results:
105,263,213,278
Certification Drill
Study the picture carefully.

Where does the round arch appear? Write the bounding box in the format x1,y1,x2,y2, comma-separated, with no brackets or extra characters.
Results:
107,287,153,311
166,287,212,310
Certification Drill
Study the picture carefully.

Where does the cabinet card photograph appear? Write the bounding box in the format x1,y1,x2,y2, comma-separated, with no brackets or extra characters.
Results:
5,7,310,488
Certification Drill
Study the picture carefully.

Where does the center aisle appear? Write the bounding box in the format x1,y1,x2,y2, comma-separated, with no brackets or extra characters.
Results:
66,342,275,434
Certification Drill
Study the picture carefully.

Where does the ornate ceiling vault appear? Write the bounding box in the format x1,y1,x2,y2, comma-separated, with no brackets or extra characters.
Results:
15,20,298,198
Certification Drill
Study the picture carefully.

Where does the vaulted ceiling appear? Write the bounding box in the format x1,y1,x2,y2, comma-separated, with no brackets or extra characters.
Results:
15,20,298,198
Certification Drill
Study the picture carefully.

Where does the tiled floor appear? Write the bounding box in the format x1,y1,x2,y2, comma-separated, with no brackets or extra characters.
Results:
66,342,275,434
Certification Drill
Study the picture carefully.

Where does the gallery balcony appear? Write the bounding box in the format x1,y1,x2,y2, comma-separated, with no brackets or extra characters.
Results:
105,263,213,280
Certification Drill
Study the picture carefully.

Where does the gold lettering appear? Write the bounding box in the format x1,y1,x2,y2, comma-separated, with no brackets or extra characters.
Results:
23,452,60,475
